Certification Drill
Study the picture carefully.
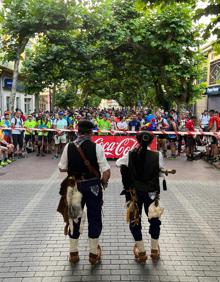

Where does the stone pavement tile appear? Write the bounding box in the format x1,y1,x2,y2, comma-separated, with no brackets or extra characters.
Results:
178,277,198,282
159,276,180,281
0,268,9,273
22,279,43,282
185,270,205,277
204,271,220,277
41,278,62,282
198,278,219,282
0,273,17,278
81,275,102,281
101,275,121,281
61,277,82,282
2,279,22,282
9,267,28,272
15,272,36,278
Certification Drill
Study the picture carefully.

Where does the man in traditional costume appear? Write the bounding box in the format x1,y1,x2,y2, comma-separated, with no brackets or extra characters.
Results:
116,132,164,263
58,121,110,265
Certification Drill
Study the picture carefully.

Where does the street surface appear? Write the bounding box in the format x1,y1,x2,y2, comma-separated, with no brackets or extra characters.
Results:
0,154,220,282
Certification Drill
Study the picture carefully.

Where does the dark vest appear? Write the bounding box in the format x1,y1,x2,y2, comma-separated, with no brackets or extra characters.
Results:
128,148,160,193
67,140,100,179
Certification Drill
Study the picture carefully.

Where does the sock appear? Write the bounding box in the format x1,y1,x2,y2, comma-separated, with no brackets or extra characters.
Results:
89,238,99,255
69,238,79,253
136,240,145,253
151,238,158,250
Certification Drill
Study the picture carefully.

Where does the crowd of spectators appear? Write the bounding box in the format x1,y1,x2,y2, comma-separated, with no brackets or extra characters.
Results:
1,107,220,168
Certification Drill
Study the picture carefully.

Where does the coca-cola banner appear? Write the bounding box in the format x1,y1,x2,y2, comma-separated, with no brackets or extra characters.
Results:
92,136,157,159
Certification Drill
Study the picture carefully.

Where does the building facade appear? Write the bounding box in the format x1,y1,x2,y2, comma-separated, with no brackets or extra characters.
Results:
0,65,35,115
202,44,220,112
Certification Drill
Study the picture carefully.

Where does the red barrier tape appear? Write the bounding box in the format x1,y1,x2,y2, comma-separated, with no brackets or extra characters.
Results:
0,127,218,136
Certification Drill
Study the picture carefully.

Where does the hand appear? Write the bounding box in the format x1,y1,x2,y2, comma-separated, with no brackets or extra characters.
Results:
101,178,108,188
101,169,110,188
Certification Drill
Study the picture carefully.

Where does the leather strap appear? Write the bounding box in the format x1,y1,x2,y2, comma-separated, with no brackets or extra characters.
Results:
74,142,100,179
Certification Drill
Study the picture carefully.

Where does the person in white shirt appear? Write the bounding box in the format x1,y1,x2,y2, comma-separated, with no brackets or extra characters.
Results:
117,116,128,132
54,112,68,159
11,110,24,157
199,110,210,131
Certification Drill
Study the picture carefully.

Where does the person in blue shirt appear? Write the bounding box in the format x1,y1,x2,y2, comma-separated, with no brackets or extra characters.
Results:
145,109,155,124
128,115,141,132
2,111,12,144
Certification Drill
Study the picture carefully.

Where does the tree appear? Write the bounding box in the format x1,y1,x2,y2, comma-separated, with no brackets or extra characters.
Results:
137,0,220,41
22,0,205,109
0,0,76,112
89,0,205,107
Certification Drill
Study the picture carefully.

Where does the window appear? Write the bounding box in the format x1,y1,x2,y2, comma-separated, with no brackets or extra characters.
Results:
209,60,220,85
24,98,31,114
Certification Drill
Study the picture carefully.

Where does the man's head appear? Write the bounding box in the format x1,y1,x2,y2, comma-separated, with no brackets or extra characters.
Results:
168,115,174,121
209,109,215,116
28,114,32,121
156,111,162,119
58,111,64,119
180,112,186,119
191,115,197,122
132,115,137,121
15,110,21,118
78,120,94,135
4,111,10,119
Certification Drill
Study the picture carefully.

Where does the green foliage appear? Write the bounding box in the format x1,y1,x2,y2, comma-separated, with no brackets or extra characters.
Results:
0,0,76,61
137,0,220,42
21,0,205,109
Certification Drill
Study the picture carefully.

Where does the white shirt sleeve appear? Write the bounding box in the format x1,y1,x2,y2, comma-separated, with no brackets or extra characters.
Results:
116,150,164,170
115,152,129,167
96,144,110,174
58,143,69,170
158,151,164,169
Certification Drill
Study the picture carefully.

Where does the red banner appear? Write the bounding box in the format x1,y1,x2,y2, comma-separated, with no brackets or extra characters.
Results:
92,135,157,159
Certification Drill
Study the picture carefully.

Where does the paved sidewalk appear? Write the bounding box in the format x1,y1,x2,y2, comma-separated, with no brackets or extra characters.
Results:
0,156,220,282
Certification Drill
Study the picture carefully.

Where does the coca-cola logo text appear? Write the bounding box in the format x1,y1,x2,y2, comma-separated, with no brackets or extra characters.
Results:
92,136,138,158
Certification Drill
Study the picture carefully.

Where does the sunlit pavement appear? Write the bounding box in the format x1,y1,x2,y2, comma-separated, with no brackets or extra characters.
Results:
0,154,220,282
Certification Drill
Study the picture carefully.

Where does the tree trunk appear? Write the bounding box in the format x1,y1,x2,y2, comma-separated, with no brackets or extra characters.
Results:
10,58,20,113
50,83,56,112
35,93,40,112
10,37,29,113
